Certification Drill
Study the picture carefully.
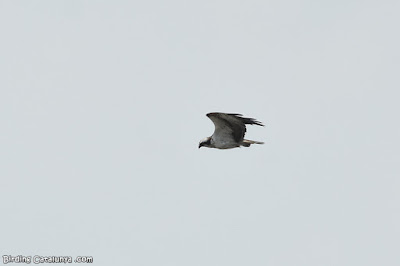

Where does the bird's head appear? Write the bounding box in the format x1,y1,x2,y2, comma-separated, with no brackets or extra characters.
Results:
198,137,212,148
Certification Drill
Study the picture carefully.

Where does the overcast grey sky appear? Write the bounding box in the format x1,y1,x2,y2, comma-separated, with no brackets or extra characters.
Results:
1,1,399,265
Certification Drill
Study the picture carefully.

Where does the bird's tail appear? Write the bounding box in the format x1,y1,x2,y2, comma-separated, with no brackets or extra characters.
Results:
241,139,264,147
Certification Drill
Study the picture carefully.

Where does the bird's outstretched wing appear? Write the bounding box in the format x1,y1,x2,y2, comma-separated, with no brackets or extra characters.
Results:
207,113,264,143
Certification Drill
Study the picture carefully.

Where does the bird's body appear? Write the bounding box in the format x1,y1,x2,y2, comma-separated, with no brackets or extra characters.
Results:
199,112,264,149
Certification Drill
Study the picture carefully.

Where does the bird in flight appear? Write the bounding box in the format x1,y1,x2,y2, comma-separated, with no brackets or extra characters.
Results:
199,112,264,149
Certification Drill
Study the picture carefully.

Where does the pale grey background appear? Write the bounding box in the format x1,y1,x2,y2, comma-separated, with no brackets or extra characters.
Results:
1,1,399,265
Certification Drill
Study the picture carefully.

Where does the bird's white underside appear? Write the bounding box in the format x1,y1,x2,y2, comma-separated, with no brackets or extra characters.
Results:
211,129,238,149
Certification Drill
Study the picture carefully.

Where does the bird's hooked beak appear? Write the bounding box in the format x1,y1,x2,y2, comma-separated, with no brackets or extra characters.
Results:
199,137,211,149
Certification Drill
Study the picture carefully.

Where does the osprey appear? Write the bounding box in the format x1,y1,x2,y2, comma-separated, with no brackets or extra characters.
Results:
199,112,264,149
